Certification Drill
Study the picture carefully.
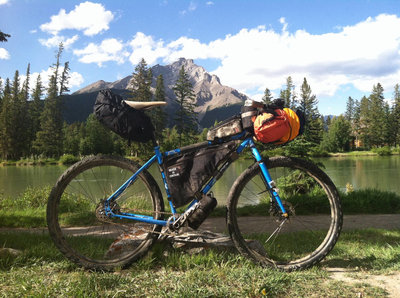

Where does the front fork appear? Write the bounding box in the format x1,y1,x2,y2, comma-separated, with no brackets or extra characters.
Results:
249,142,288,218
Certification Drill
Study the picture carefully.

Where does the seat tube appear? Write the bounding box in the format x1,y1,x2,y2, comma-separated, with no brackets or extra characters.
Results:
154,145,178,216
249,141,288,216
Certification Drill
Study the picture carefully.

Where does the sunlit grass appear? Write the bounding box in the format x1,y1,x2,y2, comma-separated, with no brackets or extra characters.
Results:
0,229,397,297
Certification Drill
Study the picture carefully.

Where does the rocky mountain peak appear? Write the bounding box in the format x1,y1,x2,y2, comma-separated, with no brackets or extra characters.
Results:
73,58,249,122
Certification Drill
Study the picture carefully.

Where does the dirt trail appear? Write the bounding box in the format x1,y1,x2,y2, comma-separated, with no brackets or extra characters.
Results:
327,268,400,298
200,214,400,233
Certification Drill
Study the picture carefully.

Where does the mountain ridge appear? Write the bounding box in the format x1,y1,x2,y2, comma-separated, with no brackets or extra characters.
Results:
73,58,249,124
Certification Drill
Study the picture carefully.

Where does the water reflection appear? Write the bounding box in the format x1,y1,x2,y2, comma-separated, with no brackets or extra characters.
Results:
1,156,400,202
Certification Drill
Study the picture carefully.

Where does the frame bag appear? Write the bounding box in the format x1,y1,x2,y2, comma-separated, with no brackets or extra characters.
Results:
164,142,236,208
93,89,154,143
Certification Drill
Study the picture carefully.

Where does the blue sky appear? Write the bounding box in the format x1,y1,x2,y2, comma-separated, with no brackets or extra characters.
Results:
1,0,400,115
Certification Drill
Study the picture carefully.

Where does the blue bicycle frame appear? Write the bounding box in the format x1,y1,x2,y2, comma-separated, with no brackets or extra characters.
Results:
103,136,288,226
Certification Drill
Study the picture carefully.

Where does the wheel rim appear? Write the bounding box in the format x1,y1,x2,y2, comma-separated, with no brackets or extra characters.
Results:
52,160,160,266
232,161,338,267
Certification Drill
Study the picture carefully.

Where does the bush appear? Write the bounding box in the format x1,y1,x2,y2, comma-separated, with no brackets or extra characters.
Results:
59,154,80,165
372,146,392,156
311,147,330,157
0,186,51,210
341,188,400,214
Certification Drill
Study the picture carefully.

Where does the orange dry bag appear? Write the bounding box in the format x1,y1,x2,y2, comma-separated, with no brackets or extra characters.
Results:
253,108,301,144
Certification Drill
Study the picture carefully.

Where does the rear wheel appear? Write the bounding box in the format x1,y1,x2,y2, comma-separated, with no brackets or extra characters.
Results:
47,155,164,270
227,156,342,271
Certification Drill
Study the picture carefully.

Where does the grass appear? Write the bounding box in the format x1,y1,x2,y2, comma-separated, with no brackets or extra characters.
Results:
0,229,397,297
1,185,400,228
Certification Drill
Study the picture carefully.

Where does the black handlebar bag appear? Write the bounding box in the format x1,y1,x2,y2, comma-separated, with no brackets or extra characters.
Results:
93,89,155,142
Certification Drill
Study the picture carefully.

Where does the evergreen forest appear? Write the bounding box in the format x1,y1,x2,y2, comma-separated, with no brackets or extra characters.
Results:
1,44,400,162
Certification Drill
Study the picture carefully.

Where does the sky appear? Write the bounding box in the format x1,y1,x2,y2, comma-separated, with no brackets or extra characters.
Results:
1,0,400,115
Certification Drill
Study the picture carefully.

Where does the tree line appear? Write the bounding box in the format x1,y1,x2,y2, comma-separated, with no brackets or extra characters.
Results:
0,48,201,160
1,42,399,161
321,83,400,152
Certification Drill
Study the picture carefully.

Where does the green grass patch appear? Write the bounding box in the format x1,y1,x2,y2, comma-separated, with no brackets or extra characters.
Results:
341,188,400,214
1,186,400,228
0,229,396,297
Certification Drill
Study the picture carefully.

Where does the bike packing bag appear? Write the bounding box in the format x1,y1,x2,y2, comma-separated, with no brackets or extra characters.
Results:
206,115,243,142
240,105,259,132
253,108,304,144
93,89,155,142
163,142,236,208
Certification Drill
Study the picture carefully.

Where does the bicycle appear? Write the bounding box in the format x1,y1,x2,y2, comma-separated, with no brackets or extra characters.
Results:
47,97,342,272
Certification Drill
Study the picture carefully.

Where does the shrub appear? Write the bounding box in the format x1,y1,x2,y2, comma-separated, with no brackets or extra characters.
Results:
59,154,80,165
372,146,392,156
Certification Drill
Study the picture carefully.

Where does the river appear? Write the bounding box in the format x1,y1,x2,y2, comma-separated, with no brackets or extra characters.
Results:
1,156,400,201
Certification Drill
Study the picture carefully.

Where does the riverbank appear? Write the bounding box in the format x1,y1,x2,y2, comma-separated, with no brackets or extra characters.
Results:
2,148,400,167
0,154,144,166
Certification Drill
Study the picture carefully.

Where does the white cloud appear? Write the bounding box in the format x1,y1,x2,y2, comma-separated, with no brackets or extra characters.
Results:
24,68,84,94
39,34,79,48
0,48,10,60
73,38,127,66
0,0,9,5
40,1,114,36
70,13,400,100
139,13,400,98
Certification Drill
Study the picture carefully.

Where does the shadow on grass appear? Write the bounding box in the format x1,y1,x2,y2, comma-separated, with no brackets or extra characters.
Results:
0,212,46,228
322,228,400,271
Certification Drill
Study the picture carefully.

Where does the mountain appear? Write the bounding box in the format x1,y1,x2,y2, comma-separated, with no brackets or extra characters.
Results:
68,58,250,127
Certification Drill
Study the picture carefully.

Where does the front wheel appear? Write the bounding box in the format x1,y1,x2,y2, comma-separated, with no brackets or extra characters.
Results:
47,155,164,271
227,156,342,271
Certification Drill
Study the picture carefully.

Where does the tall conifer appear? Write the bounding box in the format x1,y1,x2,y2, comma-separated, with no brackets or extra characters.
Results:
298,78,322,145
173,66,197,146
34,44,66,157
262,88,273,105
129,58,152,101
280,76,296,109
0,79,12,159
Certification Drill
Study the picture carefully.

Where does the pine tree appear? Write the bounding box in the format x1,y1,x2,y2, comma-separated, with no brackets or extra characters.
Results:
173,66,197,146
358,95,371,148
30,75,44,150
262,88,273,105
383,102,394,146
129,58,152,102
298,78,322,145
21,63,30,101
33,44,66,157
59,61,70,96
345,97,355,122
369,83,386,147
0,77,3,108
8,70,24,159
18,64,31,156
352,99,361,148
0,79,12,159
280,76,296,109
392,84,400,146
